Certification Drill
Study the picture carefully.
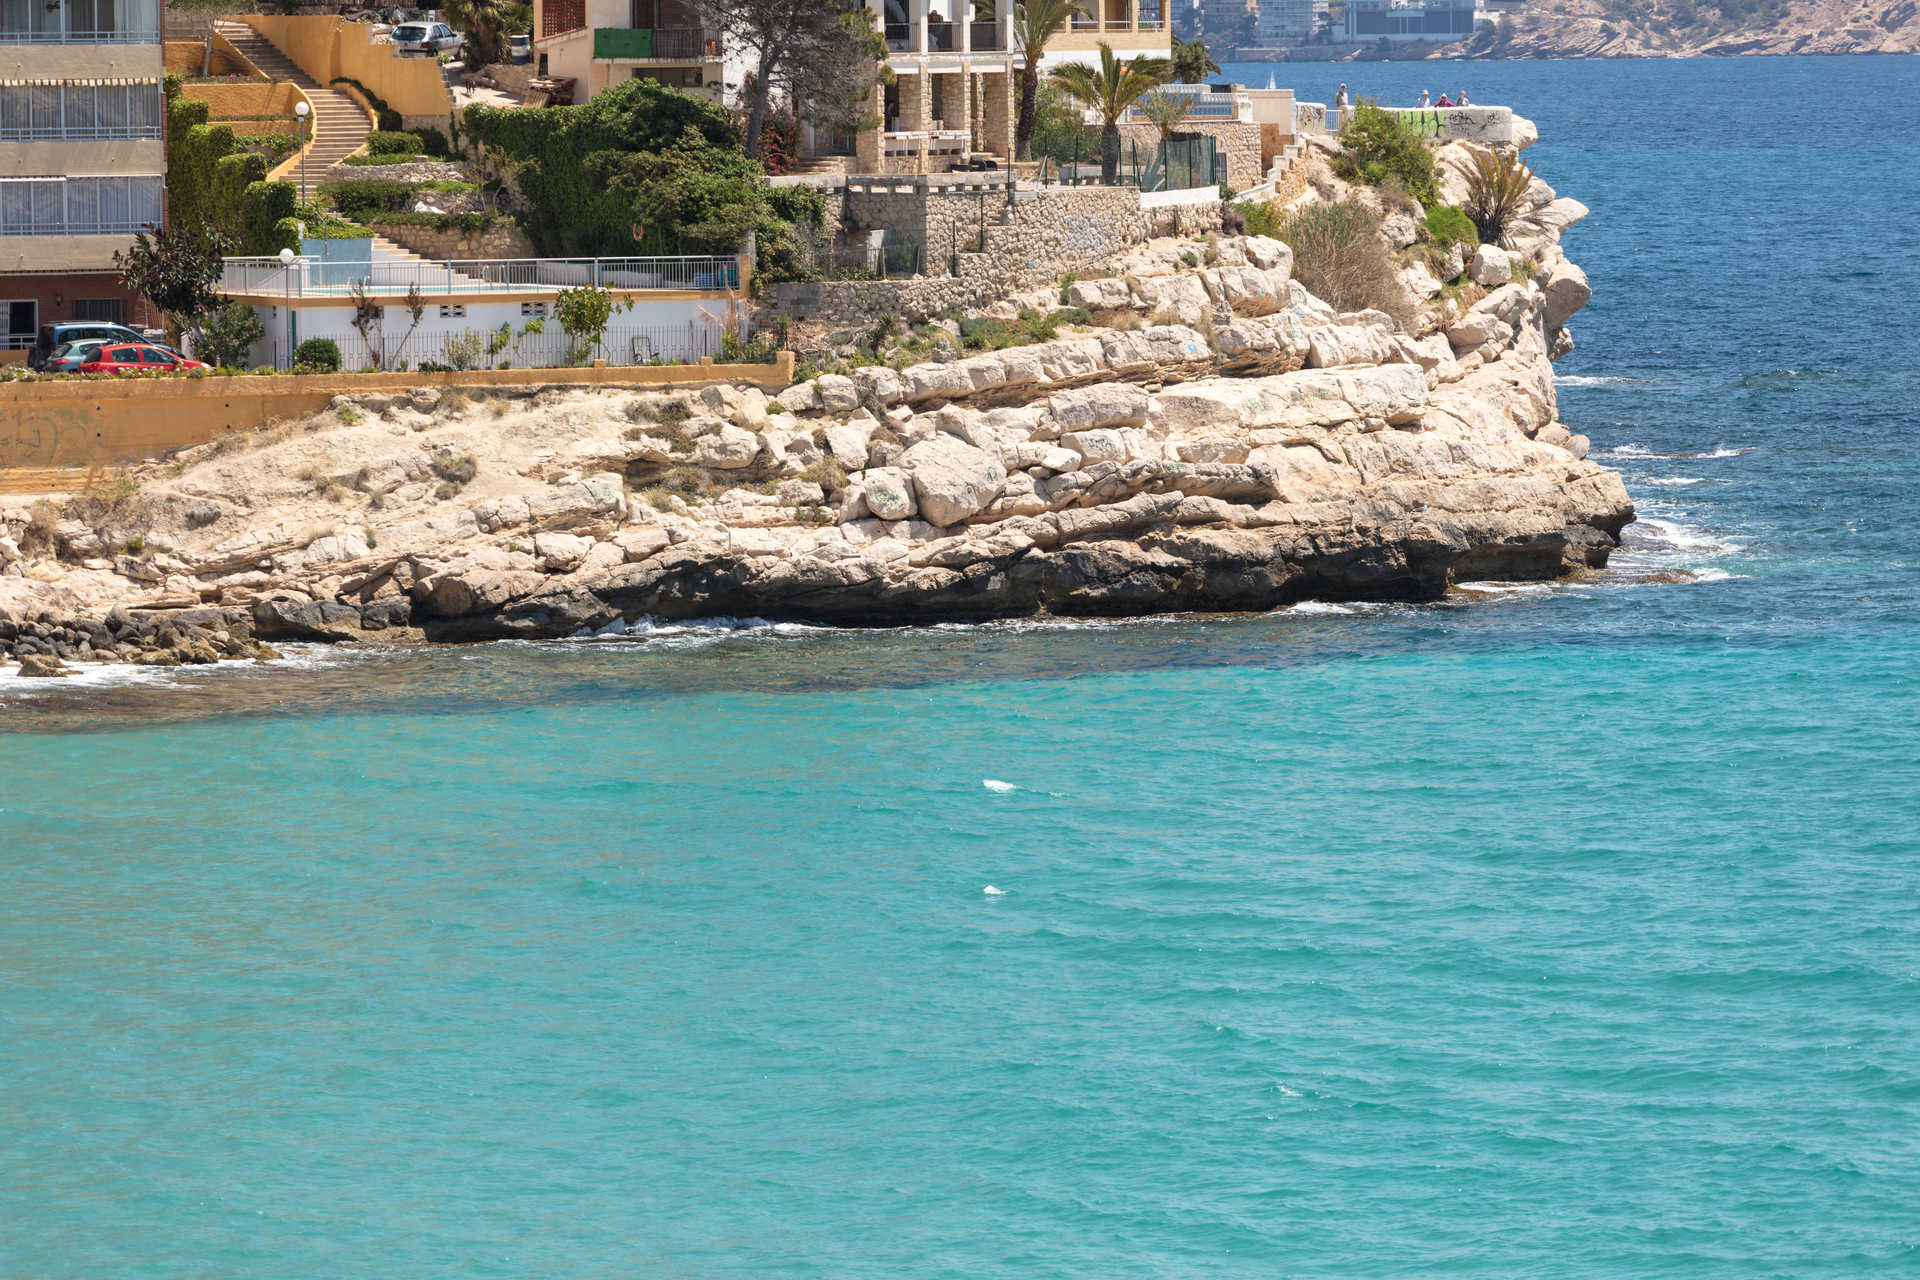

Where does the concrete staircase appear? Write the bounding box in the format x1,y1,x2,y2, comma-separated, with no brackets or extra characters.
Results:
215,20,372,201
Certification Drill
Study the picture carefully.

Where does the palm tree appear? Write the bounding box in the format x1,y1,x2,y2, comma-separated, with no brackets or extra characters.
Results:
1169,36,1219,85
1049,42,1170,183
1135,87,1194,141
1012,0,1085,162
444,0,509,71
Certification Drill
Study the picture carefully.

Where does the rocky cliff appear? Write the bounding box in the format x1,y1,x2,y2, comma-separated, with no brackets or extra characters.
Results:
1441,0,1919,58
0,146,1631,672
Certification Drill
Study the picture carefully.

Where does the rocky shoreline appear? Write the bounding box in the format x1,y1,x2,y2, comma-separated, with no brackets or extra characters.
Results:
0,141,1631,677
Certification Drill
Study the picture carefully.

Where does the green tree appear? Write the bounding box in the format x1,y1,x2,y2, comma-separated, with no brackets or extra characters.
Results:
195,302,266,369
445,0,509,70
705,0,886,157
1048,42,1170,182
1012,0,1084,162
1169,36,1219,84
554,284,626,364
115,224,230,347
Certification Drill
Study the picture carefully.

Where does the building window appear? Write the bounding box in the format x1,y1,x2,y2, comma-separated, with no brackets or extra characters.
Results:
439,304,467,318
0,82,164,142
0,175,164,236
3,298,35,349
0,0,161,43
74,298,123,323
520,302,547,317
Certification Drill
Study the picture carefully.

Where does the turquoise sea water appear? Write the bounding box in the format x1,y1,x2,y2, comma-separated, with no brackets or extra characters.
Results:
5,57,1920,1276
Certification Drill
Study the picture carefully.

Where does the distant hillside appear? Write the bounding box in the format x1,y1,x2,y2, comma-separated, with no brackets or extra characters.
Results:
1437,0,1919,56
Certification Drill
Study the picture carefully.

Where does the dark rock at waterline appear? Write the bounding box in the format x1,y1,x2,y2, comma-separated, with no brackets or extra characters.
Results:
17,652,72,678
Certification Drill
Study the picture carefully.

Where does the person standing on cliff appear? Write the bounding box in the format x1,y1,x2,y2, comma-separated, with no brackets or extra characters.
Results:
1458,90,1471,106
1417,89,1431,108
1336,83,1349,128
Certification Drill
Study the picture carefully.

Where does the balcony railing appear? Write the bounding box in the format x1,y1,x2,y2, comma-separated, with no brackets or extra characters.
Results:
968,21,1003,50
885,22,910,49
220,255,745,298
926,20,956,51
0,26,160,43
650,26,710,58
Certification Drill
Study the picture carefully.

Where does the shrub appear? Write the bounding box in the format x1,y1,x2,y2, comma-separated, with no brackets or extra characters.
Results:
294,337,341,372
1275,200,1411,323
317,177,414,221
1332,101,1440,209
197,302,266,369
365,130,425,155
415,126,451,158
463,78,821,281
1422,204,1479,252
1241,198,1283,239
1458,148,1538,247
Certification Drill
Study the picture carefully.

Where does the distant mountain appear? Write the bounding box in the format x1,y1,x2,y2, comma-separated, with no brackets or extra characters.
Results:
1436,0,1919,57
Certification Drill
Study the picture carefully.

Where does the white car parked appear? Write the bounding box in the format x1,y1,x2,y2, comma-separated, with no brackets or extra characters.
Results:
392,21,463,56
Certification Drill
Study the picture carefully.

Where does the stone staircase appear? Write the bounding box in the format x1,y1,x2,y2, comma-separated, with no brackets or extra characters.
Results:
215,20,372,201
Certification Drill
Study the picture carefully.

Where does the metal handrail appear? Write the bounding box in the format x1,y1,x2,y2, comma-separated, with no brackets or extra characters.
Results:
219,254,744,298
0,28,161,43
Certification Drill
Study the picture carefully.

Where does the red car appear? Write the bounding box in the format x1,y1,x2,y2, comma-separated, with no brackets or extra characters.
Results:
75,343,208,375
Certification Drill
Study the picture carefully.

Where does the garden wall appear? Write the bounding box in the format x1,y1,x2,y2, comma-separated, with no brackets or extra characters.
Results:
0,359,796,472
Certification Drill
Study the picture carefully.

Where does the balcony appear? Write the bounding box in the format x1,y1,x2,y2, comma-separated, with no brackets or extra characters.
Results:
221,254,745,298
885,22,910,50
968,21,1003,50
926,20,958,51
591,26,715,60
0,24,160,43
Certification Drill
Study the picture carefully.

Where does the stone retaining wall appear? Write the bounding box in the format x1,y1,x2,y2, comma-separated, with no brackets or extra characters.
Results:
368,219,538,261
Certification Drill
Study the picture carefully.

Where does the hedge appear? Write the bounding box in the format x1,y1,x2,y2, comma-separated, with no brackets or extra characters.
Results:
365,130,425,156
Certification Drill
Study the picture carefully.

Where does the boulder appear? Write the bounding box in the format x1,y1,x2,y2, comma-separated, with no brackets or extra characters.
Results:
1469,244,1512,287
823,418,874,463
1131,273,1212,326
533,531,593,572
1381,211,1419,250
1242,236,1293,273
851,466,916,521
1536,197,1589,238
16,652,70,677
774,382,821,414
900,435,1007,526
814,374,861,414
851,365,907,406
903,361,977,403
1542,260,1593,331
1307,324,1394,369
1048,383,1150,432
1059,429,1131,464
1064,276,1130,310
694,425,763,470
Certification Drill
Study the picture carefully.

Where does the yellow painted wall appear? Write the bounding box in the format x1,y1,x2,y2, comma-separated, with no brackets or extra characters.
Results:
0,357,796,471
184,81,305,119
241,15,454,120
166,41,253,75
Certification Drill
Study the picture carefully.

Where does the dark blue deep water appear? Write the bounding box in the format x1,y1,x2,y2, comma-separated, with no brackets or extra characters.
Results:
4,57,1919,1277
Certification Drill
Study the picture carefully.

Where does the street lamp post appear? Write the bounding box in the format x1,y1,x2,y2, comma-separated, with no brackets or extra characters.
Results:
279,246,296,369
294,100,311,197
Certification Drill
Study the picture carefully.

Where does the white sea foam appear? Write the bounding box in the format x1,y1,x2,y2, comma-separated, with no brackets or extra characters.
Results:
983,884,1006,896
1596,440,1752,461
1454,581,1553,596
1556,375,1646,388
0,645,345,700
1629,517,1744,557
1642,476,1709,487
983,779,1017,793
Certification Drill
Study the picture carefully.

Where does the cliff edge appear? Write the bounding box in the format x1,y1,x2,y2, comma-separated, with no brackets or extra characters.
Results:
0,143,1632,670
